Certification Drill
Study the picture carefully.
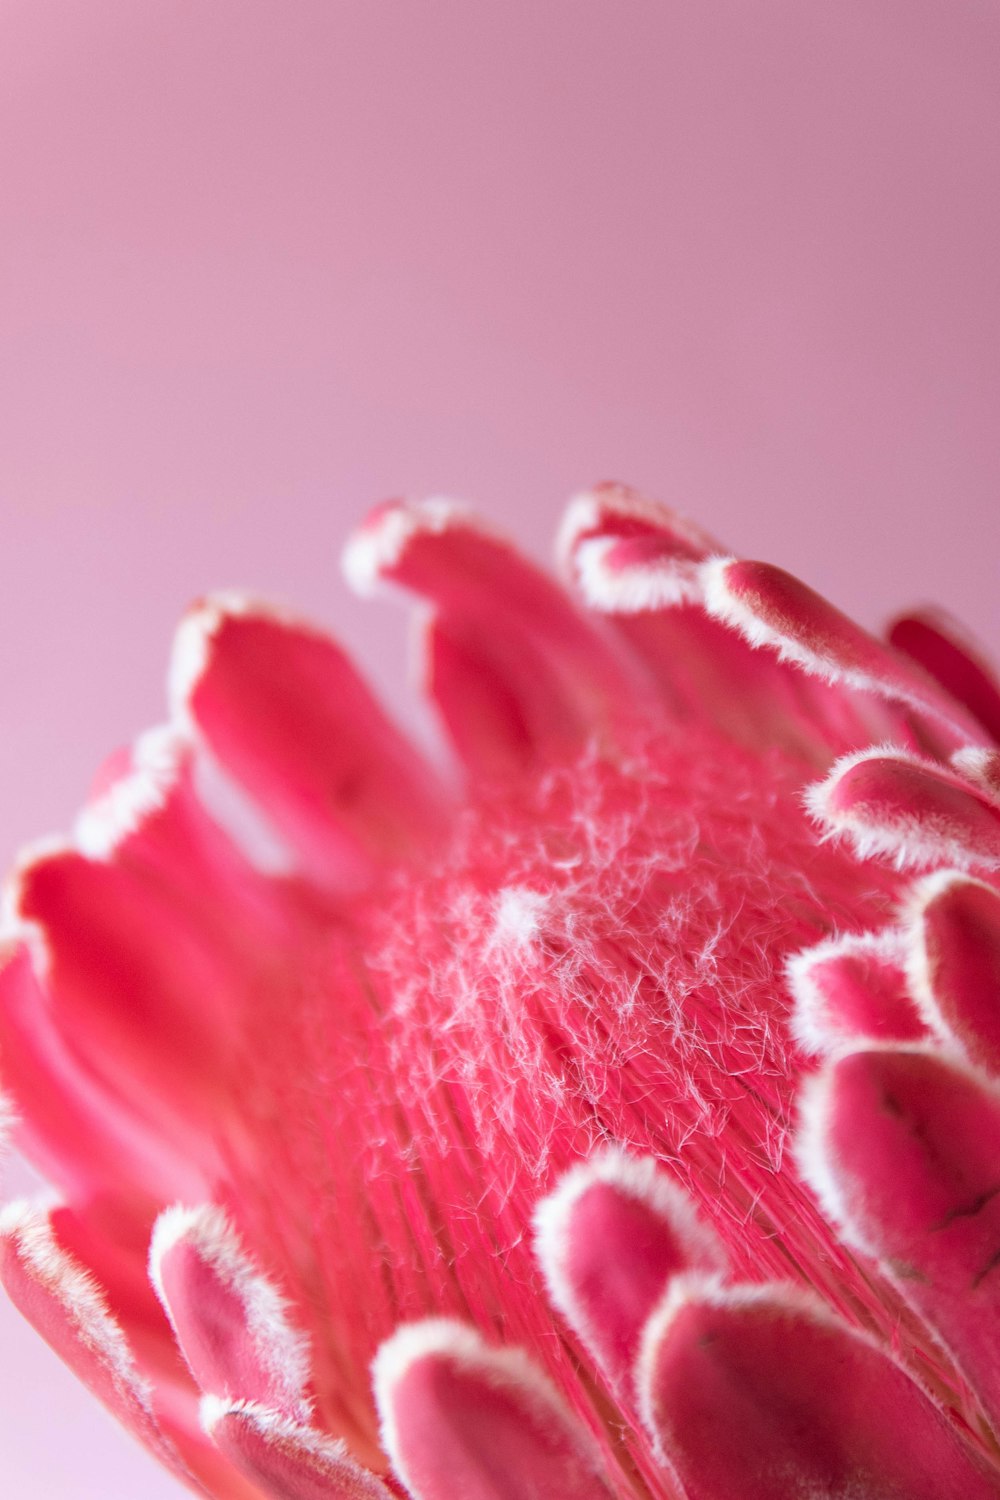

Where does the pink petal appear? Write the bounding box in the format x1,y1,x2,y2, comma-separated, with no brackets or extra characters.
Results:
373,1319,613,1500
638,1277,999,1499
150,1204,312,1422
0,940,208,1201
203,1398,392,1500
890,609,1000,745
559,490,909,759
6,844,236,1157
345,501,619,681
953,745,1000,801
75,725,289,939
74,725,192,863
799,1045,1000,1431
787,928,925,1053
533,1149,726,1388
559,482,719,612
171,595,442,889
0,1201,189,1483
907,872,1000,1074
421,611,591,777
559,480,722,553
50,1199,266,1500
704,560,980,743
54,1207,260,1496
807,747,1000,870
344,499,636,773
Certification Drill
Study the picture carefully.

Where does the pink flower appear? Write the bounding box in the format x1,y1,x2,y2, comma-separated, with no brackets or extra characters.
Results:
3,484,1000,1498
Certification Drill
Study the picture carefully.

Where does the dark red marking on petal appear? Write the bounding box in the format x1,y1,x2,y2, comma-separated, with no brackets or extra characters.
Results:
801,1045,1000,1434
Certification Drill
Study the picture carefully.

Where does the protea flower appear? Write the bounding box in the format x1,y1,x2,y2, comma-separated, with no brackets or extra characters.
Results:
3,485,1000,1499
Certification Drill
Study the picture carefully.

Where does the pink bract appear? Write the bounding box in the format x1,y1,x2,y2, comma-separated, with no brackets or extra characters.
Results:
3,484,1000,1498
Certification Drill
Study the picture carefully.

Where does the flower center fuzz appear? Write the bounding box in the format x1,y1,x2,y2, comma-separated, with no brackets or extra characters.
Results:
229,729,907,1440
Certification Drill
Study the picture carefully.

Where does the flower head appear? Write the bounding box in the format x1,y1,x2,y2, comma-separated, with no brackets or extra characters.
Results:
3,484,1000,1497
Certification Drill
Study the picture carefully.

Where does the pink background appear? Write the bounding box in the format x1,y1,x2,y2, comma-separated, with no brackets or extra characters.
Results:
1,2,998,1492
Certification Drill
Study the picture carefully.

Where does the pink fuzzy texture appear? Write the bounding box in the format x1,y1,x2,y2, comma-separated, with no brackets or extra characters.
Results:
4,486,1000,1497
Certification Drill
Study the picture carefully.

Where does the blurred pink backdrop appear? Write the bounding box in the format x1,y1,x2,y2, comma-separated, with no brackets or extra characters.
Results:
1,2,998,1492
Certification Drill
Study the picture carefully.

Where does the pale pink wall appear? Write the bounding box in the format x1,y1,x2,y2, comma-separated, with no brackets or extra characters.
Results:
1,3,998,1492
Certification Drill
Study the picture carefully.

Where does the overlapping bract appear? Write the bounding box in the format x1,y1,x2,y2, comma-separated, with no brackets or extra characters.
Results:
3,484,1000,1496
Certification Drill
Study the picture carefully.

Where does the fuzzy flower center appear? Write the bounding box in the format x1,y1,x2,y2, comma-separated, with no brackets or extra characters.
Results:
226,728,908,1449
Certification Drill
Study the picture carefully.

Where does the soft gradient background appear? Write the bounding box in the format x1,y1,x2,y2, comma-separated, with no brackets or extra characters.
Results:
1,2,998,1492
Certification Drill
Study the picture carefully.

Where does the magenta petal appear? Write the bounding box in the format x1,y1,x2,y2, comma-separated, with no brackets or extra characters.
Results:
49,1200,266,1500
787,929,925,1052
705,559,978,740
421,609,593,776
639,1278,998,1500
908,872,1000,1074
344,499,637,762
0,1202,189,1483
373,1320,614,1500
953,746,1000,801
808,748,1000,869
74,725,293,946
171,596,443,889
151,1204,312,1422
800,1045,1000,1432
204,1399,392,1499
890,609,1000,745
345,500,623,687
0,940,209,1201
559,491,916,759
559,483,718,612
6,844,237,1170
534,1150,726,1389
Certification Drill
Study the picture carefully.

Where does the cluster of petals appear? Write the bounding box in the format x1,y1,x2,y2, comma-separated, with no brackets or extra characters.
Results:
3,483,1000,1497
